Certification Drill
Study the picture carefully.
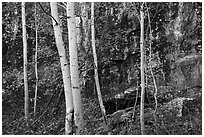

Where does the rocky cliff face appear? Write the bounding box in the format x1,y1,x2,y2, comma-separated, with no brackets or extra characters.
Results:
170,54,202,90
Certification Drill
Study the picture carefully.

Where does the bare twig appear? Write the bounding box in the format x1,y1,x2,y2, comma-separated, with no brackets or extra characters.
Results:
146,3,159,134
24,106,55,132
30,107,53,126
38,2,59,25
129,81,139,134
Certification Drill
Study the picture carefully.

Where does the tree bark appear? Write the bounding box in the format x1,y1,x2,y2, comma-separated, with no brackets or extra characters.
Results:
140,3,145,135
50,2,74,135
67,2,83,134
34,2,38,118
22,2,29,120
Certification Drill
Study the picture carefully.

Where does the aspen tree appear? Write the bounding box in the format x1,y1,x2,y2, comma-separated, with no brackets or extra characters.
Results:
22,2,29,120
34,2,38,118
67,2,83,134
91,2,108,131
50,2,74,134
140,2,145,135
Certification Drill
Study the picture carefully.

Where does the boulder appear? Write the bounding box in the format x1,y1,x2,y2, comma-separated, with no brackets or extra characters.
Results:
103,86,154,115
161,92,202,118
161,97,194,117
170,54,202,90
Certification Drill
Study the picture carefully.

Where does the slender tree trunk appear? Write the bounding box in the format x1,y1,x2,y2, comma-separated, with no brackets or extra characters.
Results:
91,2,108,131
50,2,74,135
22,2,29,120
34,2,38,118
67,2,83,134
147,6,159,134
140,3,145,135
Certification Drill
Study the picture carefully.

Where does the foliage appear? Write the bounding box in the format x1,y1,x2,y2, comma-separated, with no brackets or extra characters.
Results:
2,2,202,135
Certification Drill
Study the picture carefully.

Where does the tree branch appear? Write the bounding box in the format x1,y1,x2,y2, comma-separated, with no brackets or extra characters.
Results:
38,2,59,25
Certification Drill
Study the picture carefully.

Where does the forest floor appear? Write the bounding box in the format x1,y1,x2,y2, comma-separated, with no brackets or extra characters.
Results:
83,93,202,135
2,86,202,135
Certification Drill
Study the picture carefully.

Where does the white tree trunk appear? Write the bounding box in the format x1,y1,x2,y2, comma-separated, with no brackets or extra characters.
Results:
67,2,83,134
140,3,145,135
91,1,108,128
50,2,74,134
22,2,29,120
34,2,38,118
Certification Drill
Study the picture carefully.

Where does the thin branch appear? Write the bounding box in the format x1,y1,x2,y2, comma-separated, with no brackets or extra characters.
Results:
147,4,159,134
29,106,54,127
129,81,139,133
38,2,59,25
